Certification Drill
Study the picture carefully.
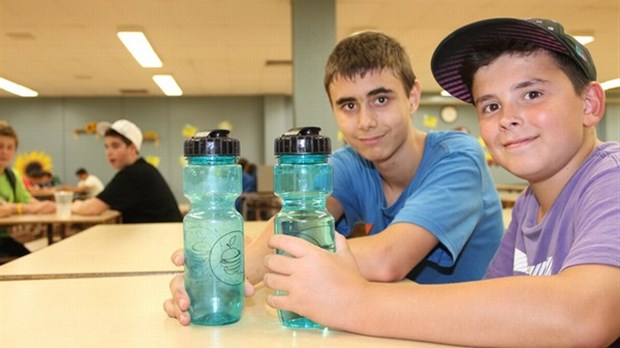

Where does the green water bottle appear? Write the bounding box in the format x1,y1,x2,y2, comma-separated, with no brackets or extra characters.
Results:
183,129,244,326
273,126,335,329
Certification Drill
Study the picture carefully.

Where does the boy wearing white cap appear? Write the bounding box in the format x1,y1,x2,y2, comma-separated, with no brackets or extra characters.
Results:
255,18,619,346
72,119,182,223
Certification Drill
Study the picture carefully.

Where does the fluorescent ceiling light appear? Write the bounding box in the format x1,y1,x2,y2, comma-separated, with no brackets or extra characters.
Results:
574,35,594,45
601,78,620,91
117,31,163,68
153,75,183,96
0,77,38,97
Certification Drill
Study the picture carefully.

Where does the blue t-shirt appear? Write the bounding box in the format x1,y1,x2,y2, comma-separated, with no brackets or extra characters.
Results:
332,131,503,283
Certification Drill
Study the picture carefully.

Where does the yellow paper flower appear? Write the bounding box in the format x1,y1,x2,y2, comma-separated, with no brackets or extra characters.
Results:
182,124,198,138
85,122,97,133
423,114,438,129
179,155,188,167
477,136,495,166
14,150,53,177
143,130,159,141
145,155,160,168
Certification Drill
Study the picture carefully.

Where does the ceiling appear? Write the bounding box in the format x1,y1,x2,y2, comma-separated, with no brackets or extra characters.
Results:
1,0,618,98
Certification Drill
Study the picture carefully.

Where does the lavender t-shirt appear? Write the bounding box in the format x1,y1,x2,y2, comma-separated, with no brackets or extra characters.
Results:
486,142,620,278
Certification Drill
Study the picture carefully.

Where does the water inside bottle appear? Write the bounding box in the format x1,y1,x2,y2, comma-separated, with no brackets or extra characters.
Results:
275,217,335,328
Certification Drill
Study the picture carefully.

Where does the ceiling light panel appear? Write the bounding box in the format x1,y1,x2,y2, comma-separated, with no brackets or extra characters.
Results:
601,78,620,91
0,77,38,97
153,75,183,96
117,31,163,68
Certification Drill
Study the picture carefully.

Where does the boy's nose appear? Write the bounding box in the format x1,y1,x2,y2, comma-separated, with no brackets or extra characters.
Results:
358,106,378,130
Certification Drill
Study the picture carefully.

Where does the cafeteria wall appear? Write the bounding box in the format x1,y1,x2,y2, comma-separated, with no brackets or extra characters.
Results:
0,97,618,202
0,96,273,203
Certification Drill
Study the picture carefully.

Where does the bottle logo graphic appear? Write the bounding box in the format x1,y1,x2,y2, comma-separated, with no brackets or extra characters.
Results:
209,231,244,286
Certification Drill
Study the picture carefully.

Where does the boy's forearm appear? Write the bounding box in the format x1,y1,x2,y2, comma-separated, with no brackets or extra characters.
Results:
339,265,619,347
71,198,107,215
347,223,438,282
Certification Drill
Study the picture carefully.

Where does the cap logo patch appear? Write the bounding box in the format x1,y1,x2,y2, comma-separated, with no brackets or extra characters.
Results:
575,45,588,62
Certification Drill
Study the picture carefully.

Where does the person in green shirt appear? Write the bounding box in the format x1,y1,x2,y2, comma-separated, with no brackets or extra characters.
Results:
0,121,56,258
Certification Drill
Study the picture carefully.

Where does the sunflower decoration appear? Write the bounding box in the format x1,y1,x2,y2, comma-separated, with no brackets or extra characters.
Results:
74,121,98,138
14,150,53,178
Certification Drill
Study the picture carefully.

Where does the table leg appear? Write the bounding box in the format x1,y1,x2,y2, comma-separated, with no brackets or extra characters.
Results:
60,223,69,240
47,224,54,245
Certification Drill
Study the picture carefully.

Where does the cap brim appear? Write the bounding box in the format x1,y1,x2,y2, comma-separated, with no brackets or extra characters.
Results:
431,18,572,104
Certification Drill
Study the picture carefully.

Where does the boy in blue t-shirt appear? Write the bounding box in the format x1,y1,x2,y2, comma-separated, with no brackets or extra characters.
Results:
263,31,502,284
165,30,504,324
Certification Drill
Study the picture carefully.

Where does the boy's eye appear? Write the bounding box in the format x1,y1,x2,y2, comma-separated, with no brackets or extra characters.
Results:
524,91,542,100
344,102,356,111
375,96,388,105
482,103,500,113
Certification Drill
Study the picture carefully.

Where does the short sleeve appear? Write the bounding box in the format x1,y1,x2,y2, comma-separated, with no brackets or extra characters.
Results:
563,166,620,270
392,148,486,267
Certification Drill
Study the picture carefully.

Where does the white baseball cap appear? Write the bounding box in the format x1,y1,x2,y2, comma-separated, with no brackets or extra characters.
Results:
110,119,143,150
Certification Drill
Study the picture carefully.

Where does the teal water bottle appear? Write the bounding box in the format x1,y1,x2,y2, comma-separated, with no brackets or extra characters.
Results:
183,129,244,326
273,127,335,329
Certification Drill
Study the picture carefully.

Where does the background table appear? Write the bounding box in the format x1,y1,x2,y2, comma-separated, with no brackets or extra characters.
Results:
0,209,121,244
496,184,526,209
240,192,282,221
0,221,266,279
495,183,527,193
0,275,454,348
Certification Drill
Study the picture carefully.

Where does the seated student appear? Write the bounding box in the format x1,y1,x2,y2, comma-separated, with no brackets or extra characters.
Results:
22,162,43,191
0,122,56,258
23,162,61,193
164,31,504,324
61,168,104,199
241,160,257,193
235,158,258,214
38,171,60,188
259,18,619,347
71,119,182,223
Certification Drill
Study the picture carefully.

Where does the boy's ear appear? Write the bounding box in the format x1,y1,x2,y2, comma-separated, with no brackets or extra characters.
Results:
582,82,606,127
408,80,422,111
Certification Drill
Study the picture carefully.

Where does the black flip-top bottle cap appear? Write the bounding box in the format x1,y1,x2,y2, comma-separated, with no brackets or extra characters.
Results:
184,129,240,156
274,127,331,155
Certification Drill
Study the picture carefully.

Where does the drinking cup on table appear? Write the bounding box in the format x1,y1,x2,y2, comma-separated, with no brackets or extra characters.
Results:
54,191,73,219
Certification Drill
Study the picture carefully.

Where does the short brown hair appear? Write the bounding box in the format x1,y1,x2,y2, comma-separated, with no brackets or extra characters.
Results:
0,121,19,148
323,31,416,102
